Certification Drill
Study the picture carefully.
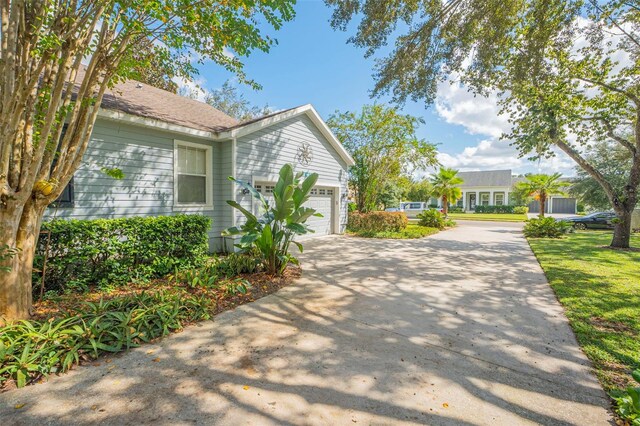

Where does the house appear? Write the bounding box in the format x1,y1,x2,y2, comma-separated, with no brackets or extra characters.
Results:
45,76,354,251
437,169,577,214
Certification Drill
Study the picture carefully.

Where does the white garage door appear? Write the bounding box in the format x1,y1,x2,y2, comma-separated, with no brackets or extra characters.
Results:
255,183,334,237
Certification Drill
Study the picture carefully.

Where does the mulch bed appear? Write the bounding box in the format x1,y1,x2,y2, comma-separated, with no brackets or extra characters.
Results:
32,267,301,321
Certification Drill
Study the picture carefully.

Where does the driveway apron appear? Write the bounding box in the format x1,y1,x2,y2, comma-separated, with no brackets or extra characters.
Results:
0,221,612,425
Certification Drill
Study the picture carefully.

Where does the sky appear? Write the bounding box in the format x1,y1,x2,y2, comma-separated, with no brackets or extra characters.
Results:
183,0,576,177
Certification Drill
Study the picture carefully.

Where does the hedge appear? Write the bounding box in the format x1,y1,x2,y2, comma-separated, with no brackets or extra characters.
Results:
348,211,408,232
35,214,211,293
474,205,526,214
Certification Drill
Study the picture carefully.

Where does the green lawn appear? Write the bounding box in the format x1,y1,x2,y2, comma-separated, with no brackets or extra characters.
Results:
527,231,640,393
347,223,440,239
446,212,528,222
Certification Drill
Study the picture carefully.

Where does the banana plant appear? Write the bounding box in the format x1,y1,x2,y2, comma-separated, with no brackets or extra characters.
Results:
615,369,640,425
223,164,321,275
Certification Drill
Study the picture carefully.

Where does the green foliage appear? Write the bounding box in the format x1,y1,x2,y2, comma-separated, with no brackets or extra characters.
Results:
328,104,439,213
614,369,640,425
448,206,464,213
35,215,210,293
430,168,463,215
347,211,408,233
0,290,213,388
348,202,358,213
474,205,523,214
224,164,319,275
514,174,569,217
407,179,434,203
523,217,573,238
99,167,125,180
417,209,446,230
326,0,640,248
570,141,633,211
350,224,439,239
223,278,252,297
199,80,272,121
513,206,529,215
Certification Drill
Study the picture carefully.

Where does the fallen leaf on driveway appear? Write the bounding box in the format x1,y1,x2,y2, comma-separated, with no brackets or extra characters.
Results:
243,385,250,390
442,403,449,408
14,404,25,409
152,357,160,362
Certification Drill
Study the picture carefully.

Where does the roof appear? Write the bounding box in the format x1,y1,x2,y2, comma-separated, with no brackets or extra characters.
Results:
457,170,513,188
76,69,355,166
77,68,239,132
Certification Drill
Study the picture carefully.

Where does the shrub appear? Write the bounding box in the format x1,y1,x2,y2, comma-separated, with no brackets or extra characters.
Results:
35,214,211,293
523,217,573,238
417,209,446,230
224,164,320,275
347,211,408,232
0,290,213,388
474,205,520,214
213,252,261,277
577,203,586,213
348,202,358,213
448,206,464,213
513,206,529,214
613,369,640,425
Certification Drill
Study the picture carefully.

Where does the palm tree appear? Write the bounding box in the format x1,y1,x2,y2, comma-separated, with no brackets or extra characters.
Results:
430,168,464,215
514,173,568,217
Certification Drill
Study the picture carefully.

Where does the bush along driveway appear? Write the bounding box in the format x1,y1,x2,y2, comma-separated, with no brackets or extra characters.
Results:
0,221,611,425
528,231,640,417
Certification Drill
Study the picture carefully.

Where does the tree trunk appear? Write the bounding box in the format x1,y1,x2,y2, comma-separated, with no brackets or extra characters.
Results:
611,209,633,249
0,199,45,323
539,196,546,218
442,195,448,216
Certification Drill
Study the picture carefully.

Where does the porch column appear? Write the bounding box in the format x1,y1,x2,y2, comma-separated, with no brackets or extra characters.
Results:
461,191,466,210
490,190,494,206
475,192,479,209
506,191,510,205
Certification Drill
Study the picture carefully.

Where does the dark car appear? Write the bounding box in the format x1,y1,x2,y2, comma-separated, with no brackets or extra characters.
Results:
560,212,617,230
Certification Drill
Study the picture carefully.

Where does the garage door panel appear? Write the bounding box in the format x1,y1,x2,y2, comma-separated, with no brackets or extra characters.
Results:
254,182,334,238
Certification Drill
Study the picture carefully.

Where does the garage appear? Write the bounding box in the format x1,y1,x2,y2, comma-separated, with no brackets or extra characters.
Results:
528,197,577,214
254,183,335,237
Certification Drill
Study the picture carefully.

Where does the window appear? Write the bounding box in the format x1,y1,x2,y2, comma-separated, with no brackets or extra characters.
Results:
327,189,333,195
494,193,505,206
319,189,326,195
480,193,490,206
175,141,212,208
310,188,318,195
409,203,422,209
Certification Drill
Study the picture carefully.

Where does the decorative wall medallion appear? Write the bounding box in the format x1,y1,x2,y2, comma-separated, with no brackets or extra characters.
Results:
296,142,313,165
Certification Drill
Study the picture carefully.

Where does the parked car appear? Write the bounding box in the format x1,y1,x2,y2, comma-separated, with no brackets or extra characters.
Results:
559,212,617,230
385,202,443,218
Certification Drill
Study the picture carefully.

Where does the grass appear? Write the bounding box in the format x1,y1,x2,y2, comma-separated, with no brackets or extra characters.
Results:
527,231,640,393
447,212,528,222
348,223,440,239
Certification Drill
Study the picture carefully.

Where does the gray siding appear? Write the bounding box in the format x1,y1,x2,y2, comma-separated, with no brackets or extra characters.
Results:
44,119,223,250
234,115,349,232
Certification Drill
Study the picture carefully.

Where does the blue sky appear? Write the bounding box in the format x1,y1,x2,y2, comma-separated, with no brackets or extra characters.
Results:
188,1,575,177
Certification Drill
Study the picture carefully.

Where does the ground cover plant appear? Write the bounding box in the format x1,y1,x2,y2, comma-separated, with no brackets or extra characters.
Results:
416,209,446,230
447,213,528,222
528,231,640,420
1,255,298,391
348,223,439,239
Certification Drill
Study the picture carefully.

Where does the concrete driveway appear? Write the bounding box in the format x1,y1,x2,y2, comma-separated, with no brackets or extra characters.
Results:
0,221,611,425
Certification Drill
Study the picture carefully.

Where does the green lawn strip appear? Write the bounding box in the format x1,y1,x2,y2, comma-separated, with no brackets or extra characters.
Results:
527,231,640,393
447,213,528,222
348,224,440,239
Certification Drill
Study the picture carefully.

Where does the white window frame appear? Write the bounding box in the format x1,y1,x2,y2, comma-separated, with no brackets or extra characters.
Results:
480,193,490,206
494,192,505,206
173,140,213,210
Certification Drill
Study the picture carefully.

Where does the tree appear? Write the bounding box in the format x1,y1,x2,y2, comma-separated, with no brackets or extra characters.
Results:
570,141,633,211
430,168,463,216
326,1,640,248
328,104,439,213
129,39,178,93
407,179,434,203
203,80,273,121
514,174,569,218
0,1,295,321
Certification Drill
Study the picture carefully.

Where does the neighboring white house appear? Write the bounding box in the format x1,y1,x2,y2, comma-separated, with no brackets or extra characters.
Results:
45,71,355,251
434,169,577,214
